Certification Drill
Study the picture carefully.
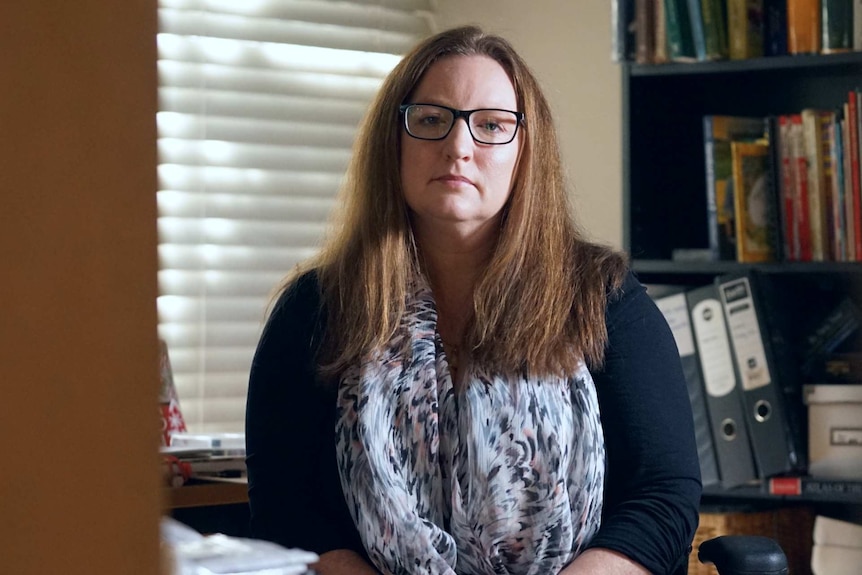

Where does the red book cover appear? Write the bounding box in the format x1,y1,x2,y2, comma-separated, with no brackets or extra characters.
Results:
159,338,187,446
769,477,802,495
779,115,799,260
790,114,814,261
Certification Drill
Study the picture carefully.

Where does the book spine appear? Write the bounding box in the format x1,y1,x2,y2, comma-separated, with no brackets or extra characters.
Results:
701,0,729,58
635,0,656,63
854,91,862,260
787,0,822,54
687,0,708,60
819,112,838,260
856,0,862,51
728,0,765,59
666,0,697,60
832,117,846,261
612,0,637,62
764,0,789,55
821,0,853,53
802,109,827,261
654,0,669,62
778,116,798,260
842,106,856,261
791,114,814,261
704,117,721,261
769,477,862,498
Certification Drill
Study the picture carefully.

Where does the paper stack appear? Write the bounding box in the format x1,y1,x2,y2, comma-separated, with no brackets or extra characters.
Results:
161,517,318,575
162,433,247,486
811,515,862,575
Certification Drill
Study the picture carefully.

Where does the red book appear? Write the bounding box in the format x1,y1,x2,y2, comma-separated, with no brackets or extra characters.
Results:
790,114,814,261
158,339,187,446
779,115,798,260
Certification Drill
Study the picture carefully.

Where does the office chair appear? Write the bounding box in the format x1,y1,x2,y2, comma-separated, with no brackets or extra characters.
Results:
696,535,788,575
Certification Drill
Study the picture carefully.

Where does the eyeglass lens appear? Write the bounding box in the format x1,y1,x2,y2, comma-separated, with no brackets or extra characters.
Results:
404,105,519,144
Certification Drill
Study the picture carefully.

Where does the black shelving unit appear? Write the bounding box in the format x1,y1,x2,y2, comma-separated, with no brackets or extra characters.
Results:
621,52,862,511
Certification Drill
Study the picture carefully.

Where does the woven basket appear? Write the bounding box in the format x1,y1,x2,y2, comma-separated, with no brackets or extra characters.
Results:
690,505,815,575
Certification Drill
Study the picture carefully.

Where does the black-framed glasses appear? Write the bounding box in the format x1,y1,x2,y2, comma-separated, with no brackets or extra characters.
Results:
399,103,524,145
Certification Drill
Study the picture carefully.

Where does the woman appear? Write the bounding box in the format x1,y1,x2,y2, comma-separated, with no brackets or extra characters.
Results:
246,26,701,575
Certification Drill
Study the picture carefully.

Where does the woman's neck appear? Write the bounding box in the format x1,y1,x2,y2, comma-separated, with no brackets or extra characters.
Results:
415,224,497,353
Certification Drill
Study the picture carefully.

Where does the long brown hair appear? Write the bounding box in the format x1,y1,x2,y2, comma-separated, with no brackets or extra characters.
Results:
287,25,627,378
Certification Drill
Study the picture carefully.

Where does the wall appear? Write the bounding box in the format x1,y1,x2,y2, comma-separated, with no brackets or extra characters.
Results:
435,0,623,248
0,2,162,574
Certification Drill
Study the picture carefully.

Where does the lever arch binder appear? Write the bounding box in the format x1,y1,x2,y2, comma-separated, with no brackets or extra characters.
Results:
687,284,758,488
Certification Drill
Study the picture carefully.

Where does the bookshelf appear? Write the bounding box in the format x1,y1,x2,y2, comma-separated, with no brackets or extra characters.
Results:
621,51,862,513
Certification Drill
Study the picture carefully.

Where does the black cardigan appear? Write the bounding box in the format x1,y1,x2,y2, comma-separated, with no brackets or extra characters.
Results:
245,270,701,574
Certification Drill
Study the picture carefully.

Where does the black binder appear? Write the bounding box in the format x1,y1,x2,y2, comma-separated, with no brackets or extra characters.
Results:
654,291,721,487
715,272,806,478
686,284,758,488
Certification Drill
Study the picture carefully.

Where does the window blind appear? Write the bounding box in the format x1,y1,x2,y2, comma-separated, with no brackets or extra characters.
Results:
157,0,434,433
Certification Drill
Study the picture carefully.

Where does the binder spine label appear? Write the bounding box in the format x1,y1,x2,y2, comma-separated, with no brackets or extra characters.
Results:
720,278,772,391
691,298,736,397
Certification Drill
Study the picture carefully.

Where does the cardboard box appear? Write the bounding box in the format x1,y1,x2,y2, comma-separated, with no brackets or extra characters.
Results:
803,384,862,479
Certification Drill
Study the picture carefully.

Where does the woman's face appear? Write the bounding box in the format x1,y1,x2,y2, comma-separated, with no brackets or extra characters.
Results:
400,55,521,237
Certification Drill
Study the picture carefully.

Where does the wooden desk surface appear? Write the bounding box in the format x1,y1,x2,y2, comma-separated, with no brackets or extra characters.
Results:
166,479,249,509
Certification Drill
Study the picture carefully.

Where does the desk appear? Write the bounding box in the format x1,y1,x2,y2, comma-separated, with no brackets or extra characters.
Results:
166,479,249,509
166,479,250,537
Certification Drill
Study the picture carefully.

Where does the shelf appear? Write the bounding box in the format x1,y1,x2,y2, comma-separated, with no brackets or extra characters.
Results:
632,259,862,277
627,51,862,77
702,477,862,505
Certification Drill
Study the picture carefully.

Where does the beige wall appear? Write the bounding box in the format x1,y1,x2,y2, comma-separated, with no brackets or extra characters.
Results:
0,2,161,574
435,0,623,248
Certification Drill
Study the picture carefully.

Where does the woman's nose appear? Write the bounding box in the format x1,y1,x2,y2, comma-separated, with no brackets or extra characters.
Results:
443,117,474,159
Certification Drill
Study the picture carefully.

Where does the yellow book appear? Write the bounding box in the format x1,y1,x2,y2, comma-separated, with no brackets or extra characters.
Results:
731,140,775,262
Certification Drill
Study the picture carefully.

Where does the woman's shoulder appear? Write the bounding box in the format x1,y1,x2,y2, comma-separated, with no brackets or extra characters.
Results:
271,268,323,313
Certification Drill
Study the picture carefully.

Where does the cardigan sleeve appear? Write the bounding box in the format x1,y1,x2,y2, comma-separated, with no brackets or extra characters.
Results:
586,271,702,574
245,272,365,557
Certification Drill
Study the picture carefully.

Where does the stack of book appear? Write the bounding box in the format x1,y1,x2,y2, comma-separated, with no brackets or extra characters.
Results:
613,0,861,64
162,432,247,487
652,271,860,491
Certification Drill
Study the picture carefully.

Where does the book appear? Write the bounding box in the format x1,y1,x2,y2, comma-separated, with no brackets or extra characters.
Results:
787,0,822,54
687,283,758,488
842,103,857,261
635,0,657,64
730,140,776,262
768,475,862,498
159,338,187,447
856,0,862,51
801,109,831,261
788,114,814,261
727,0,764,60
807,352,862,383
763,0,788,56
821,0,854,54
665,0,697,60
700,0,729,59
653,0,669,62
612,0,638,62
777,116,799,260
686,0,708,60
654,291,721,487
801,297,862,377
703,116,767,261
848,91,862,260
716,272,806,478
